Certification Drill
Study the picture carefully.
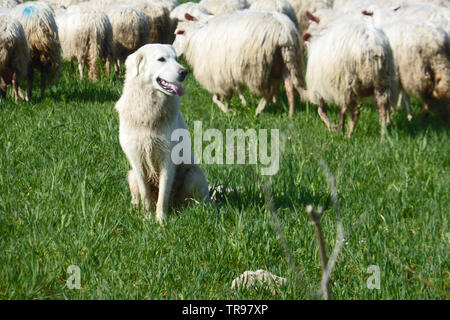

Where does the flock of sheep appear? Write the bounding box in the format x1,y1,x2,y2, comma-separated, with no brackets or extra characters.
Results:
1,0,449,139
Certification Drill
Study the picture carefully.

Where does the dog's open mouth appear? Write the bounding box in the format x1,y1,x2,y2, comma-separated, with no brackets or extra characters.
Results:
157,77,184,96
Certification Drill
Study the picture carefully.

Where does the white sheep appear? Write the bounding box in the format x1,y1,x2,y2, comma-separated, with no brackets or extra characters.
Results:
285,0,332,34
248,0,299,27
199,0,248,15
0,0,22,8
173,10,306,116
370,3,450,34
106,5,150,74
11,1,61,100
333,0,402,10
42,0,88,10
56,5,114,81
170,2,212,25
374,19,450,121
0,13,30,102
303,17,398,139
76,2,150,73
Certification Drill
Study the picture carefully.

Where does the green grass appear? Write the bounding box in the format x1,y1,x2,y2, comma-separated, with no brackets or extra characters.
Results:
0,55,448,300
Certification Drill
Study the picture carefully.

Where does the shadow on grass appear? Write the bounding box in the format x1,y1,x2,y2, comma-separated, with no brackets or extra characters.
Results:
390,109,449,138
208,164,332,215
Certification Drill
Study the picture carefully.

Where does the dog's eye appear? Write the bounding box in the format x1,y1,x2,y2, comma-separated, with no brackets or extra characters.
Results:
158,57,166,62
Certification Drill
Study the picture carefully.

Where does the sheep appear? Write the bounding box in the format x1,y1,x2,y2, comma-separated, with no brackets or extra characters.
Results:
75,2,150,73
151,0,178,12
56,5,114,81
248,0,299,27
173,10,306,116
199,0,248,15
303,17,398,139
11,1,61,100
333,0,403,10
0,13,30,102
105,5,150,74
368,3,450,34
0,0,22,8
42,0,88,11
415,0,450,8
120,0,174,44
170,2,212,25
371,19,450,121
285,0,332,34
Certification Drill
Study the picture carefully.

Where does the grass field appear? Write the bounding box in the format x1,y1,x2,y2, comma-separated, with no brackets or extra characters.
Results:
1,27,449,299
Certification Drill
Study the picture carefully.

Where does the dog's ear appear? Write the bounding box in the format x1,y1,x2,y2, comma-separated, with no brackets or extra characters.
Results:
125,51,145,77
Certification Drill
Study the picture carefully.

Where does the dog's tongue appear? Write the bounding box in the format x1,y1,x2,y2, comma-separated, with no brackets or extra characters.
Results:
168,82,184,96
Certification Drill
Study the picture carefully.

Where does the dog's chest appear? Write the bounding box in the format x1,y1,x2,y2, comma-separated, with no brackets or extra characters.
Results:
141,134,170,178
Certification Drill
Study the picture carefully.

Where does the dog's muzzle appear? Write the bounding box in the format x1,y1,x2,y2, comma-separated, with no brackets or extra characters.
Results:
178,68,188,82
156,77,185,96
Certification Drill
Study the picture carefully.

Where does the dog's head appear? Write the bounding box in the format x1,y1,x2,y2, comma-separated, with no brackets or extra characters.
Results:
125,44,187,97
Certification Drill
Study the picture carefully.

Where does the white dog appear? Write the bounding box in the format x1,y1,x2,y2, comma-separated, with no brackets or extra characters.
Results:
115,44,209,224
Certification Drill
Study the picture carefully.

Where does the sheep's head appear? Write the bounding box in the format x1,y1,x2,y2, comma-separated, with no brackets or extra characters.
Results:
172,14,204,58
303,11,321,45
303,9,343,44
125,44,187,97
170,3,213,26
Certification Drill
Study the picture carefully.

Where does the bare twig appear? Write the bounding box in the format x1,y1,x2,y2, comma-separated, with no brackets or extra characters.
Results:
306,205,330,299
305,160,345,300
262,180,311,299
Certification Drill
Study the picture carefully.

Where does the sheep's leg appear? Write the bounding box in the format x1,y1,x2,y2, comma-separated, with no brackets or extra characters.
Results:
78,61,84,78
255,97,269,116
88,62,99,81
114,59,121,75
346,106,360,138
27,68,33,101
375,88,390,140
40,72,47,100
283,72,295,117
403,94,412,121
212,94,229,113
105,58,111,76
238,93,247,106
396,90,403,110
0,76,7,100
317,100,336,131
339,109,346,134
11,74,19,103
17,87,28,101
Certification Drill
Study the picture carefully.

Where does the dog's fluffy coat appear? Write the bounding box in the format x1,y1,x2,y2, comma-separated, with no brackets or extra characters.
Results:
115,44,208,224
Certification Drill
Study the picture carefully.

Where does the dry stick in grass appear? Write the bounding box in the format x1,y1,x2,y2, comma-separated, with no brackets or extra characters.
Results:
306,205,330,300
261,180,311,299
305,160,345,300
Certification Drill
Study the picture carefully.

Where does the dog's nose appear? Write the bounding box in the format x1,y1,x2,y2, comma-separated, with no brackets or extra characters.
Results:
178,68,188,81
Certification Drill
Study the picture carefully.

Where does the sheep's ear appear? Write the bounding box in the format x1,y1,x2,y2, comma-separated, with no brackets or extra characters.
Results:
185,13,196,21
303,33,312,41
305,11,320,23
126,51,145,77
362,10,373,16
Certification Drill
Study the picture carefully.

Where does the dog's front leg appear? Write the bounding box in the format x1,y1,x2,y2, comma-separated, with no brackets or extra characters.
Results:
156,157,175,225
